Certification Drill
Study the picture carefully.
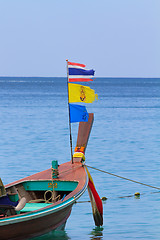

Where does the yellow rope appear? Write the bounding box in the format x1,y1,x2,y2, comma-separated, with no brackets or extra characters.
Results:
44,190,60,203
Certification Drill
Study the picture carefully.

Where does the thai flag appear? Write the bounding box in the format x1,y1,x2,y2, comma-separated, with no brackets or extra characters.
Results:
68,61,95,82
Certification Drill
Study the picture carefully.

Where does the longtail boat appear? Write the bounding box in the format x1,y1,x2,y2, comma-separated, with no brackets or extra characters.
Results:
0,61,103,239
0,114,94,240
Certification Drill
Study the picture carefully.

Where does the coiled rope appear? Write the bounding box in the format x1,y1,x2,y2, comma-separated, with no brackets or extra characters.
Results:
85,164,160,190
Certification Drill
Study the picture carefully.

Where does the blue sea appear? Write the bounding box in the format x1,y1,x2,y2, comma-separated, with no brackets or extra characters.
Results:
0,77,160,240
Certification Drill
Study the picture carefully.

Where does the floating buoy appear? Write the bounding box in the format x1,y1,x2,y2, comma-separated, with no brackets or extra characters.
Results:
135,192,140,198
135,192,140,196
101,197,107,201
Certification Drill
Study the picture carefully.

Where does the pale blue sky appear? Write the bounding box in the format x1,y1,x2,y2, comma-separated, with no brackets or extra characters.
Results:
0,0,159,77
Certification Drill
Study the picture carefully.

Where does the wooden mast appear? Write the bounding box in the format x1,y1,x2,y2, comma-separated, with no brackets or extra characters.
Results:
66,59,73,163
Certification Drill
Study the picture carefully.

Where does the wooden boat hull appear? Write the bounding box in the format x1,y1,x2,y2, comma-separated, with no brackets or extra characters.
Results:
0,161,88,240
0,114,94,240
0,205,71,240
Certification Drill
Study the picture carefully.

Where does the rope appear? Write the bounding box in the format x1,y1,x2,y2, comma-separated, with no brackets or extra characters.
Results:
51,167,56,202
85,164,160,190
28,191,61,203
28,165,82,204
51,168,59,178
76,190,160,203
44,190,60,203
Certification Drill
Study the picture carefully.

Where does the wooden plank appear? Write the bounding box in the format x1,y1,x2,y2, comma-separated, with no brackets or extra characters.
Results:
20,203,52,213
22,180,78,191
0,178,7,197
75,113,94,152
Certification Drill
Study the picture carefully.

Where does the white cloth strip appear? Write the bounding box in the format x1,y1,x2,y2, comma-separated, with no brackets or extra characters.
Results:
69,75,94,78
68,65,85,70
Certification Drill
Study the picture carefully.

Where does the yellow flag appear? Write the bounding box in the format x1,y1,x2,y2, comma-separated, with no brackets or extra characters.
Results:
69,83,98,103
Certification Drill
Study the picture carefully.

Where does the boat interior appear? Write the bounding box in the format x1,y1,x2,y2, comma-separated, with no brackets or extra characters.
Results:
0,178,78,218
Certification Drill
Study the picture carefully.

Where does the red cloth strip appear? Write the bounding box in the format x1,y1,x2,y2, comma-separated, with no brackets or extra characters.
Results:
69,78,93,82
68,61,86,68
88,179,103,215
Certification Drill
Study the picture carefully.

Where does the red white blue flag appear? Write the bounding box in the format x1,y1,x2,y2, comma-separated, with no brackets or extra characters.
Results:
68,61,95,82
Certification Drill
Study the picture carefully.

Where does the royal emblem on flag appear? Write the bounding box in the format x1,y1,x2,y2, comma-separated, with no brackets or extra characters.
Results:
80,86,86,102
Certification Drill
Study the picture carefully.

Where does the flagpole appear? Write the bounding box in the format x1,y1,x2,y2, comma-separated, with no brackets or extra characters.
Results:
66,59,73,164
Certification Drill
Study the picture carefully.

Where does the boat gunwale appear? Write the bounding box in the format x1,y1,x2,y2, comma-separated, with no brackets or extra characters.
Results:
0,170,88,226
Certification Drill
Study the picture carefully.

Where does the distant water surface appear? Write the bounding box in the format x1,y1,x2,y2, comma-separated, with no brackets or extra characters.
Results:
0,77,159,239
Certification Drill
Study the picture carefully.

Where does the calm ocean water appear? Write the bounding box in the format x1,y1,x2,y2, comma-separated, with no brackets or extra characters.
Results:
0,77,160,239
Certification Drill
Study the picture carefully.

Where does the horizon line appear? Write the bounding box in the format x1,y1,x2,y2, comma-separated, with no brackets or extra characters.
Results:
0,76,160,79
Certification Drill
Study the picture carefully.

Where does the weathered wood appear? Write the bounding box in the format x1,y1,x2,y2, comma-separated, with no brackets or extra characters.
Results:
1,161,87,240
0,205,72,240
0,178,7,197
76,113,94,152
